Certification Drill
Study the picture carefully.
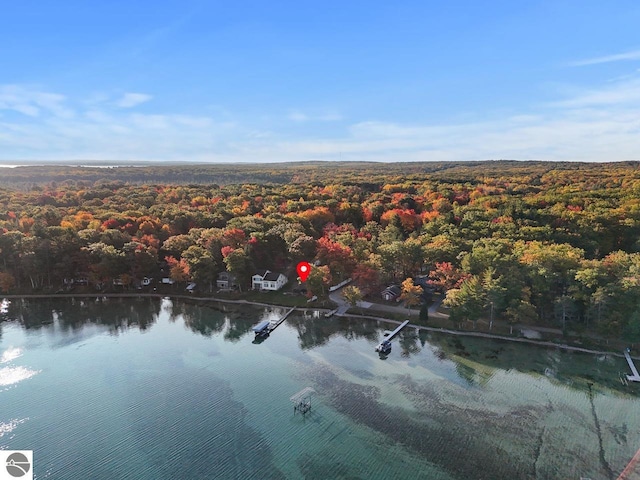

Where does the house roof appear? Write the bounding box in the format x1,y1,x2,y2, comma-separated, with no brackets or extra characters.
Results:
382,285,401,296
263,271,283,281
254,270,270,279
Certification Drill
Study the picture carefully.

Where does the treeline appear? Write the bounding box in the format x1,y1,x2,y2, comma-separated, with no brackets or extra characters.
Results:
3,160,637,187
2,161,640,339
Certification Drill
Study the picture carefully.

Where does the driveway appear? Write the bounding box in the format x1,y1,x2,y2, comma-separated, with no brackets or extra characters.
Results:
329,285,447,319
328,288,351,315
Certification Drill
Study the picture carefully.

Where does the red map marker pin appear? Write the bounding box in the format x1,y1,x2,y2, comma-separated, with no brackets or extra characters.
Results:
297,261,311,282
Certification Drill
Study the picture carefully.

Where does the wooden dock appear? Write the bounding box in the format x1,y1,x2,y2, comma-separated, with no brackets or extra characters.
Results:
268,307,296,333
385,320,410,341
375,319,410,352
624,349,640,382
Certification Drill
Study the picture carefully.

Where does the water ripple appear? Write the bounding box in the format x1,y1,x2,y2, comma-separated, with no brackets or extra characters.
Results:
1,347,23,364
0,418,28,438
0,366,40,387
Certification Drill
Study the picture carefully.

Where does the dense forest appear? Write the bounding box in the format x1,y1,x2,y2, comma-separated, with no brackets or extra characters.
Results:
0,161,506,186
2,160,640,339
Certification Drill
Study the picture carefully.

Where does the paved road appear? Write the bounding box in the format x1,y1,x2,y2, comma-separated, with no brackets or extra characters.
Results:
329,285,447,319
328,288,351,315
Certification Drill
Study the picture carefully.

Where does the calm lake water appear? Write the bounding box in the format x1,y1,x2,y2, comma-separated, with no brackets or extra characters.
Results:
1,297,639,479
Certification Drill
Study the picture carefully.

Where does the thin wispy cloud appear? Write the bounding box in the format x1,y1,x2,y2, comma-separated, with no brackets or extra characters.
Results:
288,110,343,123
0,84,236,161
570,49,640,66
233,109,640,163
116,93,153,108
288,111,308,122
0,85,74,118
1,77,640,162
225,76,640,162
551,77,640,108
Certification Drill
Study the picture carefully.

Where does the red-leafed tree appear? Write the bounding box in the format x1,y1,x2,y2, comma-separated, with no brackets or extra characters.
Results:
221,228,246,249
380,209,420,233
297,207,335,232
138,234,160,250
352,264,380,293
316,237,356,280
101,218,120,231
166,255,189,283
428,262,469,292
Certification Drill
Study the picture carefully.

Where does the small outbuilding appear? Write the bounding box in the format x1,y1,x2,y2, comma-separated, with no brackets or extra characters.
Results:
381,285,402,302
252,319,271,337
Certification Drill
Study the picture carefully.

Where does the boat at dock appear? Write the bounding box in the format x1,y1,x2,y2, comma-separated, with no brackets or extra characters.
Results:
374,320,410,355
375,340,392,354
251,308,297,339
252,319,271,337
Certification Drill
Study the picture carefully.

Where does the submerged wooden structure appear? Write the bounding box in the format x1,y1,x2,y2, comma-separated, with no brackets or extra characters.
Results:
290,387,315,415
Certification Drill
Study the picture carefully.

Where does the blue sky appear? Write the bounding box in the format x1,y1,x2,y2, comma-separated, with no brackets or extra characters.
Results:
1,1,640,162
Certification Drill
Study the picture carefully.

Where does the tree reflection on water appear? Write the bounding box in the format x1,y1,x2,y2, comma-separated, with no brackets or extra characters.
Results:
166,299,226,337
398,329,421,357
288,314,379,350
2,297,635,396
4,296,162,332
428,331,636,395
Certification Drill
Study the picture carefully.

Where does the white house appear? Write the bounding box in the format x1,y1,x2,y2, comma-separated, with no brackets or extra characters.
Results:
252,270,287,291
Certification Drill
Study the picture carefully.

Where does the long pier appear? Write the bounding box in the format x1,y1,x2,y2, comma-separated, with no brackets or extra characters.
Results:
375,319,410,352
624,349,640,382
268,307,296,332
385,319,410,341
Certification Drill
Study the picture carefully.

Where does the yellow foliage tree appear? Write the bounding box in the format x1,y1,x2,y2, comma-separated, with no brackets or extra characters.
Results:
400,278,422,314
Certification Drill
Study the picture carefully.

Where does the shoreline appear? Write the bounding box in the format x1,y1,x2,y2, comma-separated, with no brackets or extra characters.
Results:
1,292,635,360
353,313,631,359
1,292,333,312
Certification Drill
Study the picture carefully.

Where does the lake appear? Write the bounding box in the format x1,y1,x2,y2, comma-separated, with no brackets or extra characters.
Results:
1,297,639,479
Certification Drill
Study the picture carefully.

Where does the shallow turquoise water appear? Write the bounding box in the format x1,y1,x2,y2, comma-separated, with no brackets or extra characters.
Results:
1,297,639,479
